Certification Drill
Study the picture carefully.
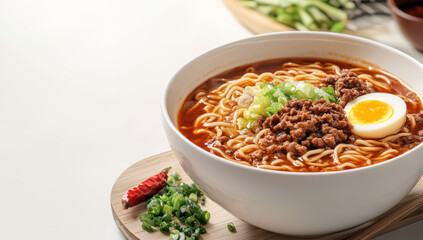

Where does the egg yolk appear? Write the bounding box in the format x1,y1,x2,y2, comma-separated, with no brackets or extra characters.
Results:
348,100,394,125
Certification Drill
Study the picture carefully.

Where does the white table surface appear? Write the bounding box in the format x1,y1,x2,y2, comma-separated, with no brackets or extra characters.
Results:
1,0,422,239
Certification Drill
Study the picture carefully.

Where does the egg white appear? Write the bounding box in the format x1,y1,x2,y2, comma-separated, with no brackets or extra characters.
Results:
344,93,407,139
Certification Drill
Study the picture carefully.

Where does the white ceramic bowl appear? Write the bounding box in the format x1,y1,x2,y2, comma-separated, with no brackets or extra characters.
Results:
162,32,423,236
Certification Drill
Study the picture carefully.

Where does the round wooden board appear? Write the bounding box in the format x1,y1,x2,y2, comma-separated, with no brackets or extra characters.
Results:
110,151,292,240
111,151,423,240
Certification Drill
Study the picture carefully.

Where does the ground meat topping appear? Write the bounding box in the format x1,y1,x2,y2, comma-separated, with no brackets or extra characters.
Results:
411,110,423,125
325,69,375,107
257,99,353,155
408,111,423,138
206,136,236,156
393,135,423,147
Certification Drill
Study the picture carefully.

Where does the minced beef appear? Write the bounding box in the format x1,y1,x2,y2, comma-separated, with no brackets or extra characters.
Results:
207,136,236,156
394,135,423,147
257,99,353,155
411,110,423,125
325,69,375,107
409,111,423,137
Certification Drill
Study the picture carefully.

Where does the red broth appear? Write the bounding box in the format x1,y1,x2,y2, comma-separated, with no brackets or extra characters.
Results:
177,58,423,172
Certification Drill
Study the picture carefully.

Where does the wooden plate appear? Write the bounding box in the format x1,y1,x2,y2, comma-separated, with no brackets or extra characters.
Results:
221,0,390,39
222,0,294,34
111,151,423,239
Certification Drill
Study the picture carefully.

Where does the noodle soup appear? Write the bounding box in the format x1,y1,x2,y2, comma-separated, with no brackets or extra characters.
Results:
164,32,423,235
177,58,423,172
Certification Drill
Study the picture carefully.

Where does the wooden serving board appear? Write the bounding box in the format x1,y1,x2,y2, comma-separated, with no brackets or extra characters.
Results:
111,151,423,240
221,0,390,39
222,0,294,34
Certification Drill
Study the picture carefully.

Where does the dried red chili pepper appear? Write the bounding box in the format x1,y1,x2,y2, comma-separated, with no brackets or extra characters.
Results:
121,167,171,210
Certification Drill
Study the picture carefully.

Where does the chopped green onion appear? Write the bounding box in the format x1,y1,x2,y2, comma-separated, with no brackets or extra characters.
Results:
228,222,236,232
147,200,162,216
153,217,161,227
294,89,308,99
196,210,211,225
142,222,155,232
167,172,181,185
173,221,182,231
161,213,172,223
185,216,200,228
330,21,346,33
188,193,197,203
265,102,283,116
140,218,155,227
192,228,201,238
160,194,168,202
303,83,315,98
139,213,154,221
170,229,180,240
172,194,185,210
236,80,337,131
159,222,170,233
183,227,193,236
322,86,335,95
163,204,173,215
139,171,210,239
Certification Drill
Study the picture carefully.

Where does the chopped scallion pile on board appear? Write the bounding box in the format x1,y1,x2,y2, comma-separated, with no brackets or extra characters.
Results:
139,172,211,240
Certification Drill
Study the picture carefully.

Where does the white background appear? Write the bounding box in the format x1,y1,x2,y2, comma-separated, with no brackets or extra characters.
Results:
1,0,422,239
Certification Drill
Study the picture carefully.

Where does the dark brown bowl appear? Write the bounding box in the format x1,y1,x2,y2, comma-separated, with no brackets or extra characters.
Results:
388,0,423,52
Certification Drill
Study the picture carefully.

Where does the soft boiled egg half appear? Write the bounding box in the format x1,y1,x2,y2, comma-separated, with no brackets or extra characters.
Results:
344,93,407,139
